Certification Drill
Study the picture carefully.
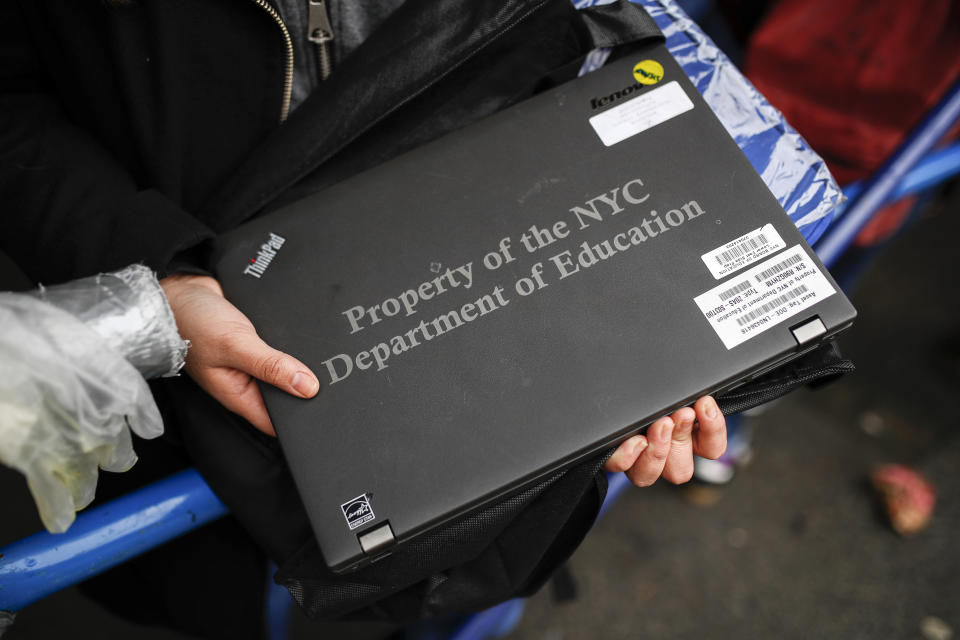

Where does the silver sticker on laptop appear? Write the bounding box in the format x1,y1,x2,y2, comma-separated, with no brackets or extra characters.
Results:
694,245,836,349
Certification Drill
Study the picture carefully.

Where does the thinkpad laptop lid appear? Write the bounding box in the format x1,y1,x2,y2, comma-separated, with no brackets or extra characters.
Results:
212,45,855,573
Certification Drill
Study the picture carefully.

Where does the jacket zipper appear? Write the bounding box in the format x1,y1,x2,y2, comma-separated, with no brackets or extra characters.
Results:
307,0,335,81
250,0,295,122
235,0,554,217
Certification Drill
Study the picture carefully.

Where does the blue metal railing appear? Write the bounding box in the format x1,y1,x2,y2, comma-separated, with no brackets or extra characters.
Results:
814,79,960,266
0,469,227,614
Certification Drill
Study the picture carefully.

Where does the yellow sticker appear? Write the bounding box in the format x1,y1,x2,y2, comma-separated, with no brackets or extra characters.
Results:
632,59,664,85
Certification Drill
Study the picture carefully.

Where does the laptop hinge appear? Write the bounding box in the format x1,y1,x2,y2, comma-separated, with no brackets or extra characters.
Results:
790,316,827,345
358,523,396,554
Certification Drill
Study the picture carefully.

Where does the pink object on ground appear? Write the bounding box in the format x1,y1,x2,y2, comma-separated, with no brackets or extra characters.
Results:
871,464,937,537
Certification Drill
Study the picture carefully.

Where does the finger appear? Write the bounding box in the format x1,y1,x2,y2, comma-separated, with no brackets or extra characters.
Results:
693,395,727,460
126,378,165,440
198,368,277,436
603,435,649,473
98,421,138,473
228,377,276,437
625,416,674,487
25,463,79,534
662,406,696,484
223,331,320,400
58,449,102,511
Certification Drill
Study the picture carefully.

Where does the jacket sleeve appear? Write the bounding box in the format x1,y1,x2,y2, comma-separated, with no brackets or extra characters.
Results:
0,3,214,285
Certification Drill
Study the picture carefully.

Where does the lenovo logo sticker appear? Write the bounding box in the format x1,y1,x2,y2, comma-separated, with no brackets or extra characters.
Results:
243,233,286,278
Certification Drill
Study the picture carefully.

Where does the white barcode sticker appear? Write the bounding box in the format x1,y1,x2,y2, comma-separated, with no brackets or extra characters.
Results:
701,224,786,279
694,245,836,349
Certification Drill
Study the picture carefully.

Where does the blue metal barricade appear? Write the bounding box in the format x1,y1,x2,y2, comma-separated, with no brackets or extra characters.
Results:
0,469,227,614
815,80,960,267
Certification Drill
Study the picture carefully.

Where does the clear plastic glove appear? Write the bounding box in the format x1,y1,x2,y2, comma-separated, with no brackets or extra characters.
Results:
0,266,185,533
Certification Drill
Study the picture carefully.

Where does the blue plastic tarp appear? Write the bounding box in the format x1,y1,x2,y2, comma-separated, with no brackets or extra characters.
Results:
577,0,844,246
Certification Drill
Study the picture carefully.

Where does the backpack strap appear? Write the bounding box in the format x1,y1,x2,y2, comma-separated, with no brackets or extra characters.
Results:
577,0,664,50
716,340,855,415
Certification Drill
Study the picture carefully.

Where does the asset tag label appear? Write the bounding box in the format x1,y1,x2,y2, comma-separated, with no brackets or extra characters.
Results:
694,245,836,349
589,81,694,146
701,224,786,279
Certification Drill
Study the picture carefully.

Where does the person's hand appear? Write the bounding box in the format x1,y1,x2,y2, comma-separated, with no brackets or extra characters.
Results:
0,292,164,533
603,396,726,486
160,274,320,436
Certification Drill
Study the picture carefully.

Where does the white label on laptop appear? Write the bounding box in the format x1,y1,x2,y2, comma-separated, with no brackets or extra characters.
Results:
694,245,836,349
589,81,694,146
701,224,786,279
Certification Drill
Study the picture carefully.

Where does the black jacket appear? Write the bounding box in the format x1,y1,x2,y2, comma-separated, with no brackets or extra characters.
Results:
1,0,654,282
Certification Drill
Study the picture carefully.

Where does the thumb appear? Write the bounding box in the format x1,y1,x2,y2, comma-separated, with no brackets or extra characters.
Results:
226,331,320,399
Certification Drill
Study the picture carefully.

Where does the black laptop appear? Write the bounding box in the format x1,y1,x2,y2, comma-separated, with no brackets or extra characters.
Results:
212,45,856,573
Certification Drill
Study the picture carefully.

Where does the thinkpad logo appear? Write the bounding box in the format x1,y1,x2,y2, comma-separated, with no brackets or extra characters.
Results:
341,494,375,530
243,232,285,278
